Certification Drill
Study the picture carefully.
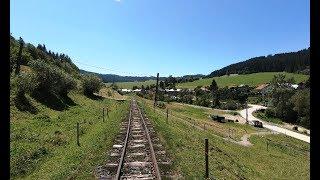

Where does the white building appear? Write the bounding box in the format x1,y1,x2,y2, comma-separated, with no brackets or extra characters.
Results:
121,89,132,92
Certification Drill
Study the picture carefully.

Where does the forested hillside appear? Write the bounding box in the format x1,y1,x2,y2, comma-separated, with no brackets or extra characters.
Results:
208,48,310,77
10,35,80,77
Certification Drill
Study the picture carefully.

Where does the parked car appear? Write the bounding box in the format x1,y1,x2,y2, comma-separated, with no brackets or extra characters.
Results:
251,120,263,128
210,115,227,123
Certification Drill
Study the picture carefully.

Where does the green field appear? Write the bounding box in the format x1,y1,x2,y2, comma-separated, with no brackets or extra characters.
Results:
177,72,309,89
106,80,156,89
10,91,129,179
106,72,308,90
137,96,310,179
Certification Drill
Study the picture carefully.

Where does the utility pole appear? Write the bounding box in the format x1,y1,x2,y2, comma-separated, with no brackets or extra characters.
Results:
245,101,248,124
205,138,209,179
154,73,159,108
15,37,24,75
166,108,169,123
77,122,80,146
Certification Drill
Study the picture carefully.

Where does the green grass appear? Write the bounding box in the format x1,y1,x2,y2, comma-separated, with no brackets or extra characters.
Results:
105,72,308,90
106,80,156,89
176,72,309,89
10,91,129,179
138,97,257,141
138,97,310,179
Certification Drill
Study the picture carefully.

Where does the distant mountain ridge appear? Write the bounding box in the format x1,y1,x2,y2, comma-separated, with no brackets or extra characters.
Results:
80,70,205,83
207,48,310,78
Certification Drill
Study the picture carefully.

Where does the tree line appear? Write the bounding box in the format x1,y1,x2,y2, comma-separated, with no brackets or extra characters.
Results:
207,48,310,77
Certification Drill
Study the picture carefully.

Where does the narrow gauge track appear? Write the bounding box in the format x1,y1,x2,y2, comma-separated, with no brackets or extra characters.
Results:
95,99,170,179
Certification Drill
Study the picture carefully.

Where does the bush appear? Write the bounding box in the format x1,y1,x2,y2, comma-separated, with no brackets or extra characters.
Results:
12,72,37,96
81,74,103,96
265,108,275,117
221,100,238,110
194,96,211,107
157,101,166,109
29,60,76,96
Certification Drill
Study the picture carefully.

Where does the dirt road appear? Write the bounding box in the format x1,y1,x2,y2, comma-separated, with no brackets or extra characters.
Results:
238,104,310,143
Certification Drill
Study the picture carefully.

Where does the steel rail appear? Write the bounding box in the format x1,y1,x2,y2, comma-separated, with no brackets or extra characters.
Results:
137,101,162,179
115,100,132,179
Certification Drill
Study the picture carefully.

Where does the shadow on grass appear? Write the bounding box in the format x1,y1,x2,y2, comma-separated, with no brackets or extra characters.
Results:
14,94,38,114
31,91,77,111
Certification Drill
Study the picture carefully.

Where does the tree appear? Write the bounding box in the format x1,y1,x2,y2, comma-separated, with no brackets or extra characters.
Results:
82,74,103,96
15,37,24,75
269,74,298,122
194,86,203,101
159,81,165,89
209,79,219,107
29,60,77,96
290,89,310,128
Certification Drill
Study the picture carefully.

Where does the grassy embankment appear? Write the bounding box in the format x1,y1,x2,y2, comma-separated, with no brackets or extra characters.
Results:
137,97,310,179
98,86,127,100
10,90,129,179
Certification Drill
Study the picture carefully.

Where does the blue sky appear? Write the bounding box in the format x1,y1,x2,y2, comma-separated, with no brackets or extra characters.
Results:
10,0,309,77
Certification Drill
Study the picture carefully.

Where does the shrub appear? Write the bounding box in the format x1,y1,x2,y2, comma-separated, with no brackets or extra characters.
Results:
12,72,37,96
29,60,76,96
81,74,103,96
221,100,238,110
265,108,275,117
157,101,166,109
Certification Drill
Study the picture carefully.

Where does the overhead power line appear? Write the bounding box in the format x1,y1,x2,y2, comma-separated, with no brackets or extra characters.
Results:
72,60,155,77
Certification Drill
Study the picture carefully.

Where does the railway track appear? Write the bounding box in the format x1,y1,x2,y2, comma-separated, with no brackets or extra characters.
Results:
95,99,172,179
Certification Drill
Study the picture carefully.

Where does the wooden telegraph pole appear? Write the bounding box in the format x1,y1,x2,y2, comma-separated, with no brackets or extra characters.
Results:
77,122,80,146
205,138,209,179
102,108,105,122
154,73,159,109
246,101,248,124
166,108,169,123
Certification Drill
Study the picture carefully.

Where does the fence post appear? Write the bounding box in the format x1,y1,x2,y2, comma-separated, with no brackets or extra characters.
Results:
103,108,105,122
107,107,109,118
205,138,209,179
77,122,80,146
166,108,169,123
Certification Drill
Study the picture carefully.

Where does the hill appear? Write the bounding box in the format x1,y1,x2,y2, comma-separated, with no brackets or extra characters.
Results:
208,48,310,77
80,69,205,83
177,72,309,89
10,35,80,77
10,36,130,179
79,69,166,83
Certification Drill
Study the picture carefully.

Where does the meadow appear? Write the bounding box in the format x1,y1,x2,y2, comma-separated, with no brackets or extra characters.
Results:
105,72,308,90
137,96,310,179
177,72,309,89
105,80,156,89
